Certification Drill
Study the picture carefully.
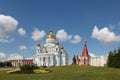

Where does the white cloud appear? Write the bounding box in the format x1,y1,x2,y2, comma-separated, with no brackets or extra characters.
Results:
56,29,72,42
0,52,6,61
0,14,18,43
18,28,26,36
56,29,81,44
70,35,81,44
7,54,23,60
19,45,27,51
31,28,46,41
91,26,120,44
89,52,96,57
0,38,14,43
26,57,33,60
0,52,6,58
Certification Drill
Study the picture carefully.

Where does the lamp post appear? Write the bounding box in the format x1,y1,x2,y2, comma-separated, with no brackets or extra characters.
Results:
19,46,27,66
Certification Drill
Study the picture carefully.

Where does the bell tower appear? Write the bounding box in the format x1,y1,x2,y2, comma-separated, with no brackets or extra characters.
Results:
36,43,41,54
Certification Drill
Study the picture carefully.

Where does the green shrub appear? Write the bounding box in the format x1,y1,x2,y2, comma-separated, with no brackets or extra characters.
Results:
20,65,39,72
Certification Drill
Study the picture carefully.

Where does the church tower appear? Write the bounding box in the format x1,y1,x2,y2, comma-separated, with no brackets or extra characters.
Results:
36,43,41,54
80,40,91,65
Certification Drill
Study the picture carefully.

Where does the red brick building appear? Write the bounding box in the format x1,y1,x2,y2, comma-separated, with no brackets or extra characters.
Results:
9,59,33,67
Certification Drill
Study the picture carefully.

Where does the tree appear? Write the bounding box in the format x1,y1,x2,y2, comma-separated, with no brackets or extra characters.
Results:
107,51,114,67
4,61,12,67
107,47,120,68
0,62,4,67
72,55,76,64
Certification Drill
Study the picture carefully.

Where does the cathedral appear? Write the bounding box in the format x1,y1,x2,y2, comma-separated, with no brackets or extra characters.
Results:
33,29,69,67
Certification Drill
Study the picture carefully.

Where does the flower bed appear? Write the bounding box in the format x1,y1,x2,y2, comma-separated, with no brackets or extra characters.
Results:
6,70,20,74
33,69,51,74
6,69,51,74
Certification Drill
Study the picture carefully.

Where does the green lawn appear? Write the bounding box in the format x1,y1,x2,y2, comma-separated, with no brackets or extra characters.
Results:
0,65,120,80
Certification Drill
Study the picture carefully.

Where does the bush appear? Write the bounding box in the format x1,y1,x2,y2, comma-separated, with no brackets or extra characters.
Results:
20,65,39,72
0,61,12,67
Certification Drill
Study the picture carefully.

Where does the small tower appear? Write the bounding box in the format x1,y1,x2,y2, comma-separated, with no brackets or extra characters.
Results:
80,40,91,65
36,43,41,54
61,47,68,66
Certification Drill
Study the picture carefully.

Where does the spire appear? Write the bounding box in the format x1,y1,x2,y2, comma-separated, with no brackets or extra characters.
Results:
84,40,87,46
81,40,90,57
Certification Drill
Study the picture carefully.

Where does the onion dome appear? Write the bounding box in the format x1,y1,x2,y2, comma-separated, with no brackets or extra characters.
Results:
37,43,41,47
61,46,64,49
47,29,56,39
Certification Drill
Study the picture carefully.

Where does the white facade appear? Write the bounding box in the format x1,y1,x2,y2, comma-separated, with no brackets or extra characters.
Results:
90,56,106,67
33,30,69,67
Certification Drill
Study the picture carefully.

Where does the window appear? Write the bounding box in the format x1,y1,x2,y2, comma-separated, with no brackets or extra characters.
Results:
37,49,39,52
43,57,45,62
84,58,86,64
48,57,50,64
56,48,58,51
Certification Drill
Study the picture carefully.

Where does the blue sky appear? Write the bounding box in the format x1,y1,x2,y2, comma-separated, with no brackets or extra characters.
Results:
0,0,120,61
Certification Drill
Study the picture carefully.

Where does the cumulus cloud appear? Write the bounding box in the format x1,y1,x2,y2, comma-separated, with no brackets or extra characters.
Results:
89,52,96,57
0,14,18,43
19,45,27,51
0,52,6,58
56,29,72,42
0,52,6,61
70,35,81,44
18,28,26,36
7,54,23,60
31,28,46,41
91,26,120,44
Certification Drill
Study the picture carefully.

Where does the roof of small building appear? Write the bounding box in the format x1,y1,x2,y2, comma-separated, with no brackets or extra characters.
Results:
81,40,91,57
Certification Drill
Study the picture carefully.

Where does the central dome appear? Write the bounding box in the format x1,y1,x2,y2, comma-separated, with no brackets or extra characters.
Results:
47,29,56,39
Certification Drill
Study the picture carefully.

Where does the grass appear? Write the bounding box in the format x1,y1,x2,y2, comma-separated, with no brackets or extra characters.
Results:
0,65,120,80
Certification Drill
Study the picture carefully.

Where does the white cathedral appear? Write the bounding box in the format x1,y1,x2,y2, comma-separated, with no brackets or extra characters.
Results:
33,29,69,67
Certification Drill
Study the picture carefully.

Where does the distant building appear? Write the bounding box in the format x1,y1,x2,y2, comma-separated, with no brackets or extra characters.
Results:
9,59,33,67
33,29,69,67
90,56,106,66
74,40,107,67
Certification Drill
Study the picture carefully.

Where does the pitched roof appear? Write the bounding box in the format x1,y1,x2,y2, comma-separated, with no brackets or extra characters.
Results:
81,40,91,57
